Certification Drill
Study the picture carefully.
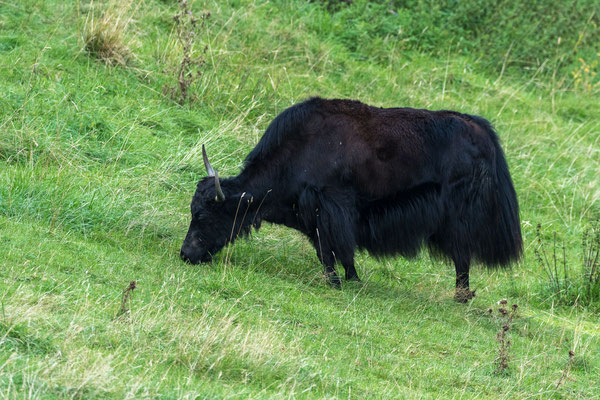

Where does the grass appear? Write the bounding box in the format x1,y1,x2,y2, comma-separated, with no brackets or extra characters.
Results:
1,0,599,398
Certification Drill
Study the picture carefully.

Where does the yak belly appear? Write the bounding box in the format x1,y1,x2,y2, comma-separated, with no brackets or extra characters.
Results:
357,183,442,258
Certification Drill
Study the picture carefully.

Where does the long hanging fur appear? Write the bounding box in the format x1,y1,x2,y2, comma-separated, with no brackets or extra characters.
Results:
357,183,443,258
463,116,522,266
426,115,522,267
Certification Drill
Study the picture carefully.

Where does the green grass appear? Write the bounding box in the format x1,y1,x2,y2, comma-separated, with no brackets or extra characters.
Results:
1,0,599,398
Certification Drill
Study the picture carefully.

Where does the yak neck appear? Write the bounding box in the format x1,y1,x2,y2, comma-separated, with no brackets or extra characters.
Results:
233,165,284,213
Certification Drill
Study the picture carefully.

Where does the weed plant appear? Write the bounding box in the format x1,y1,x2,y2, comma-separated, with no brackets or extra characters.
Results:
489,300,517,375
163,0,211,104
535,221,600,308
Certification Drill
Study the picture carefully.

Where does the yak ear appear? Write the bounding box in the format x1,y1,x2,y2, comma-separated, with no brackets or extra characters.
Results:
240,188,273,209
238,192,254,204
238,192,261,229
230,191,255,208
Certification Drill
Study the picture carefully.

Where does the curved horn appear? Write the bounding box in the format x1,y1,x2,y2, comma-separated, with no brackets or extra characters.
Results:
214,169,225,202
202,144,215,177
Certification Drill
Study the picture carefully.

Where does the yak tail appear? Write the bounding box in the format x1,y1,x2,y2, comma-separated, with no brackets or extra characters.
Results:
471,117,523,267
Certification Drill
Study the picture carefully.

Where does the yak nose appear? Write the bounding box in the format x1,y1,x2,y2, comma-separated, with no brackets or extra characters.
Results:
180,242,211,264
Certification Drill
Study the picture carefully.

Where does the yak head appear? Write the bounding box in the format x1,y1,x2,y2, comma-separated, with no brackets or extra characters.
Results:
180,145,254,264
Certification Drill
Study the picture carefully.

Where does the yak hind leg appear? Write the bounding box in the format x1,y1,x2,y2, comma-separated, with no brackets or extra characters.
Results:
453,255,475,303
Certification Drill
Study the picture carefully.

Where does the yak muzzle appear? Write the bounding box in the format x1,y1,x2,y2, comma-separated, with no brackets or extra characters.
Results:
180,244,212,264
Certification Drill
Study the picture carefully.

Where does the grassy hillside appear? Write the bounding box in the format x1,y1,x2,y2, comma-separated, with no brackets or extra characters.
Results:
1,0,599,398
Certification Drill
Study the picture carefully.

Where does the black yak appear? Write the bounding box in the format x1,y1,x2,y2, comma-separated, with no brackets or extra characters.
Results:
180,98,522,301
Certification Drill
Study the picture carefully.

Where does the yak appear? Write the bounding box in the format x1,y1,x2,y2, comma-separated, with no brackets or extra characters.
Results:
180,98,522,302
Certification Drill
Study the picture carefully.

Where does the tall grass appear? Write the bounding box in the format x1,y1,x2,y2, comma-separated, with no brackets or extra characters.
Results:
83,0,138,65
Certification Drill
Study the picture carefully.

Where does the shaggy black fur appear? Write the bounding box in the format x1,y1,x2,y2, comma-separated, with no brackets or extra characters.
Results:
181,98,522,301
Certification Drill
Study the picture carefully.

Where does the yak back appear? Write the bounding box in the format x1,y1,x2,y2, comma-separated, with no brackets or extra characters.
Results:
243,97,494,200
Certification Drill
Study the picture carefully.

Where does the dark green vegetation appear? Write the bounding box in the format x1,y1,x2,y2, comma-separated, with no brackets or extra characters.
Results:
1,0,599,398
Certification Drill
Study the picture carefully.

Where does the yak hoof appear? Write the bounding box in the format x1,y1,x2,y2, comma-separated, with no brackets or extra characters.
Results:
326,274,342,289
346,275,361,282
454,288,476,303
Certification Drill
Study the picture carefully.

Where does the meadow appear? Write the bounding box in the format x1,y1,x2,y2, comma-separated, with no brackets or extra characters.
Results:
1,0,599,398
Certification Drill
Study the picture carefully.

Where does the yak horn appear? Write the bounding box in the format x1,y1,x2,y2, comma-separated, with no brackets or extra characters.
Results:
202,145,225,202
202,144,215,177
214,169,225,202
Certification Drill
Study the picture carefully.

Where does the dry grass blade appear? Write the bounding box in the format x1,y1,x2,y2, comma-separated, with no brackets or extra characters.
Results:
556,350,576,390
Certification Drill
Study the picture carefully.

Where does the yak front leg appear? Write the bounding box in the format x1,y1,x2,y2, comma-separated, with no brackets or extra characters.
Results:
299,185,357,289
339,252,360,282
453,255,475,303
315,244,342,288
